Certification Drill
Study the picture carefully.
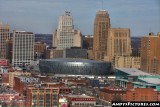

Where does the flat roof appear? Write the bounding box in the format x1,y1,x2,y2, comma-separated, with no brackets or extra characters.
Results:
115,68,150,76
139,78,160,85
67,95,95,98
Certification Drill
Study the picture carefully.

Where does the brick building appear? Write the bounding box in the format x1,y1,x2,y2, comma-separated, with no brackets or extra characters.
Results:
25,86,59,107
67,95,96,106
99,82,158,102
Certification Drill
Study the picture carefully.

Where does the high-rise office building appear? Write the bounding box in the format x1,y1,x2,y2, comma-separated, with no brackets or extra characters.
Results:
141,32,160,74
53,11,82,49
108,28,132,57
12,31,34,66
93,10,110,60
0,22,10,58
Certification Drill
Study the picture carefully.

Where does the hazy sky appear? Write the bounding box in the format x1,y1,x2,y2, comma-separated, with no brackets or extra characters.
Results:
0,0,160,36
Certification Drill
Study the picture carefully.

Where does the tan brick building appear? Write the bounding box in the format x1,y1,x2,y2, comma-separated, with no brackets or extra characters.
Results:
93,10,110,60
108,28,132,58
141,32,160,74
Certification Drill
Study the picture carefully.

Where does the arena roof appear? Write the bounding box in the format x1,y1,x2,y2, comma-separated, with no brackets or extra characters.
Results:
41,58,108,63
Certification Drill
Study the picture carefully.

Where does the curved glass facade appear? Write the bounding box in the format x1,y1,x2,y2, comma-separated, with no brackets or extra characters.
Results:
39,58,113,76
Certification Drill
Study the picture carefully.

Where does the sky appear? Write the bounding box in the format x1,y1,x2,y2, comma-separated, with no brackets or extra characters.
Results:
0,0,160,37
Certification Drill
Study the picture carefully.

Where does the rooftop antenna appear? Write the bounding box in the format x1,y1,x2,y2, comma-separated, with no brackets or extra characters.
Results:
149,26,152,34
102,0,104,10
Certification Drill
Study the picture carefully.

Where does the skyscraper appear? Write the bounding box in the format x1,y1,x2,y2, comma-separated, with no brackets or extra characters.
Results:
12,31,34,66
53,11,82,49
93,10,110,60
141,32,160,74
0,22,10,58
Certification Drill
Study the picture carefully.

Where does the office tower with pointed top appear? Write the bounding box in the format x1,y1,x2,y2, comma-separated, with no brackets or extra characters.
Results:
0,22,10,58
93,10,110,60
53,11,82,49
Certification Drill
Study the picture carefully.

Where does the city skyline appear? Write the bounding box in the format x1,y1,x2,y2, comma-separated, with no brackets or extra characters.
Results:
0,0,160,37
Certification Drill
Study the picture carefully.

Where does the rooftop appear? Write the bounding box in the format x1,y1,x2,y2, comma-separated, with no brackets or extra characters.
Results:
67,95,95,98
41,58,108,63
139,77,160,85
116,68,150,76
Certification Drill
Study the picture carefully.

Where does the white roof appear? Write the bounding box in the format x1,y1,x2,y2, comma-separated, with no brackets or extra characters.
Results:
116,68,150,76
139,78,160,85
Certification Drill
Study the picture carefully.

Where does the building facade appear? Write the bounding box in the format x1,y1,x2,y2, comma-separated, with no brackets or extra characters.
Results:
9,71,31,87
112,56,141,69
93,10,110,61
26,86,59,107
115,68,160,91
108,28,132,58
53,11,82,49
12,31,35,66
67,95,96,106
82,35,93,49
45,49,64,59
141,32,160,74
0,22,10,58
5,39,13,63
45,48,87,59
64,48,87,59
99,83,158,102
34,42,47,59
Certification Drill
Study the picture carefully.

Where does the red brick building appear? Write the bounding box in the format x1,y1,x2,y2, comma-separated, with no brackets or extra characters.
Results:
1,73,9,85
99,82,158,102
67,95,96,106
25,86,59,107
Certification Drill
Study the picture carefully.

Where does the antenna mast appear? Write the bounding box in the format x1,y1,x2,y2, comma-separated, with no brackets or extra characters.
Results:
102,0,104,10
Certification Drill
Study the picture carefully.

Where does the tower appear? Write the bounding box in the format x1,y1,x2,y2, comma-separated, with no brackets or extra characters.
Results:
93,10,110,60
53,11,82,49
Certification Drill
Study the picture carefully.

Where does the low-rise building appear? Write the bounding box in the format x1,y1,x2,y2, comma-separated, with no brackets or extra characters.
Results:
67,95,96,106
99,82,158,102
115,68,160,91
9,71,31,87
25,85,59,107
0,86,25,107
13,76,39,94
